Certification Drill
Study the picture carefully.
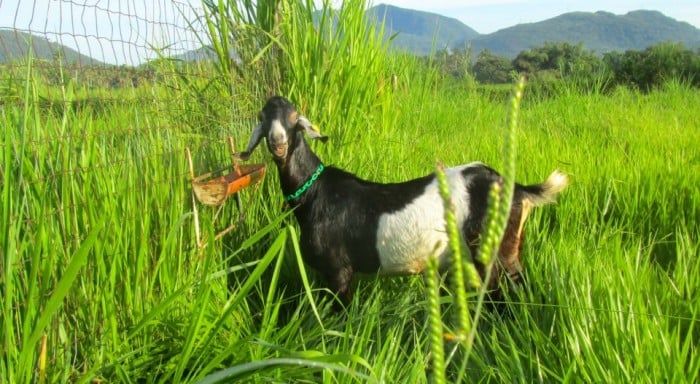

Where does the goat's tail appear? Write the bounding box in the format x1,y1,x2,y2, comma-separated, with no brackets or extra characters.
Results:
517,170,569,207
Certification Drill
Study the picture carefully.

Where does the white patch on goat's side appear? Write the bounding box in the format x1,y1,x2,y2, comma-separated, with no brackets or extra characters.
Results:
375,163,480,275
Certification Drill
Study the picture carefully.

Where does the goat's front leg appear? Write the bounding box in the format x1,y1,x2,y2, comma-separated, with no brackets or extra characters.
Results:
324,265,354,309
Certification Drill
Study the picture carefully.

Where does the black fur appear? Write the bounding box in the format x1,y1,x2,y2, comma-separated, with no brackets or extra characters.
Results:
284,140,435,304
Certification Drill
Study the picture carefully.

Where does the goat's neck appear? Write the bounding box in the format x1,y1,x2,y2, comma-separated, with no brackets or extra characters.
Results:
276,137,322,198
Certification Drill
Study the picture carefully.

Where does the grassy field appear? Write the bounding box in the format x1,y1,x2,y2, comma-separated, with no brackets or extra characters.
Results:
2,3,699,383
3,63,699,383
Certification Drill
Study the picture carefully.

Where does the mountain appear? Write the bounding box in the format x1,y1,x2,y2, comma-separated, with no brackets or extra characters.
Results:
0,30,103,65
168,45,241,63
169,46,219,62
2,8,699,65
363,7,700,58
366,4,479,55
467,10,700,58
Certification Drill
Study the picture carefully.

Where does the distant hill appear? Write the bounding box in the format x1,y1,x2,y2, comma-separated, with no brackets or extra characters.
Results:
366,4,479,55
2,8,699,66
467,10,700,58
166,45,220,63
168,45,241,63
363,7,700,58
0,30,103,65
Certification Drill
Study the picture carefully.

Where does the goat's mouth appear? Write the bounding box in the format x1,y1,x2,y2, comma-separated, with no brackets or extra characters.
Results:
270,143,288,159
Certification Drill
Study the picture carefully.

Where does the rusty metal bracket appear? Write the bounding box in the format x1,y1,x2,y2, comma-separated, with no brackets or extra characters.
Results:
186,137,266,248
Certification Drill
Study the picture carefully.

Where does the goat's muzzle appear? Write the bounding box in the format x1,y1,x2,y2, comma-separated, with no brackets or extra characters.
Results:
270,142,288,159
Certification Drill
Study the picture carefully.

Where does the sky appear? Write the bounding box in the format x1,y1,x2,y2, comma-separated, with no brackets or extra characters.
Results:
1,0,698,65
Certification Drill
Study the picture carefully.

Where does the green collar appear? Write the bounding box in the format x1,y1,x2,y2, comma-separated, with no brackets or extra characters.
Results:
285,164,325,201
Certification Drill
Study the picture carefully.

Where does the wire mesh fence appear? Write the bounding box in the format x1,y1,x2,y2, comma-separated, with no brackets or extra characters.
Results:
0,0,225,111
1,0,205,66
0,1,261,241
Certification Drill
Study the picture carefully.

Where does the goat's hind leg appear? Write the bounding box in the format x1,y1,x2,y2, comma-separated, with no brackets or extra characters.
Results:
496,200,532,292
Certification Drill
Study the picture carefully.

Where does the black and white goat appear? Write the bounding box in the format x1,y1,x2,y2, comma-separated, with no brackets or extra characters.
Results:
238,96,568,305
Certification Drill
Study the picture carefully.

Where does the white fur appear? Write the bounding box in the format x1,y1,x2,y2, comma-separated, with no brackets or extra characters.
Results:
268,120,287,144
375,163,481,274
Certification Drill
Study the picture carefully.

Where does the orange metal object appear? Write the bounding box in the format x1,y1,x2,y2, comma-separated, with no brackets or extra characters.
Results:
189,136,266,206
186,137,266,249
192,163,266,206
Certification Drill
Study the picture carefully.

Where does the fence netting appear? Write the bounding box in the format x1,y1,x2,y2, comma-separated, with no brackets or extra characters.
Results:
1,1,263,240
1,0,204,66
0,0,226,111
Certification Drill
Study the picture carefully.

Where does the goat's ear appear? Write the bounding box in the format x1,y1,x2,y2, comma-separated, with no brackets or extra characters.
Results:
235,123,263,161
297,115,329,143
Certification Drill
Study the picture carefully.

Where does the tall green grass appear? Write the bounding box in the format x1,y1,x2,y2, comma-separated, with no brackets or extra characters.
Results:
1,1,699,382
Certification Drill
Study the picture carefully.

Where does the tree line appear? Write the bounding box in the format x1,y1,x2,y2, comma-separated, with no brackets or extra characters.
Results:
4,41,698,94
434,41,700,92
